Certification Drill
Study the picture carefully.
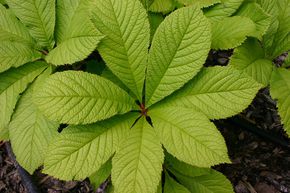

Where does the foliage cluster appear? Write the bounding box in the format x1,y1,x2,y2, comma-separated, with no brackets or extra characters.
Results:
0,0,289,192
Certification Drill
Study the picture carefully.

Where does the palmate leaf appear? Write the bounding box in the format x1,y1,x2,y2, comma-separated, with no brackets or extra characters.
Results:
9,68,59,174
204,0,244,21
235,2,271,40
91,0,149,100
176,0,221,7
43,113,136,180
6,0,55,49
160,66,262,120
270,68,290,136
149,0,176,13
211,16,256,50
46,0,103,65
0,61,47,140
150,106,230,167
229,39,273,86
164,173,190,193
34,71,135,125
166,155,234,193
146,5,211,106
112,117,164,193
0,41,41,73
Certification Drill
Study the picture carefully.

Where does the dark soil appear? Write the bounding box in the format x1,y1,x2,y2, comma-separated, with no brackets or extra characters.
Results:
215,88,290,193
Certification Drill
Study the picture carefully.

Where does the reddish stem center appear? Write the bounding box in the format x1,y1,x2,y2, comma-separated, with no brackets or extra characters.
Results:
140,103,148,116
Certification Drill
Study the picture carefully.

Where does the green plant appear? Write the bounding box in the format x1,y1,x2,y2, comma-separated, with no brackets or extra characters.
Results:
0,0,289,192
228,0,290,135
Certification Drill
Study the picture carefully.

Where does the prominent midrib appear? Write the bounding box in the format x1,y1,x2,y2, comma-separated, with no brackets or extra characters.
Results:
31,0,51,45
46,128,108,167
147,11,196,103
103,0,141,97
153,113,225,160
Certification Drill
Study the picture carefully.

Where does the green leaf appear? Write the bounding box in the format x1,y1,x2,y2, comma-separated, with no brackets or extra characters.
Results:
91,0,149,100
268,0,290,58
90,159,112,191
45,0,103,65
112,117,164,193
0,61,47,140
0,4,35,44
211,16,256,50
6,0,55,49
0,0,6,5
165,153,210,178
157,181,162,193
166,155,234,193
177,0,221,7
101,68,131,94
149,0,176,13
146,5,211,106
178,171,234,193
256,0,279,55
164,173,190,193
34,71,136,125
0,4,41,72
229,39,273,86
150,106,230,167
204,0,244,21
270,68,290,136
160,66,262,120
9,68,59,174
235,2,271,40
43,113,136,180
256,0,279,16
0,41,41,73
148,12,164,42
140,0,154,9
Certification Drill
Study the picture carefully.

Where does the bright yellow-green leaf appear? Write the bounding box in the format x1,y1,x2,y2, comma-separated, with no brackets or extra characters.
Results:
235,2,271,40
229,39,273,86
159,66,262,120
150,106,230,167
43,113,136,180
91,0,149,100
0,61,47,140
112,117,164,193
46,0,103,65
34,71,136,124
146,5,211,106
211,16,256,50
270,68,290,136
9,68,58,174
6,0,55,49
